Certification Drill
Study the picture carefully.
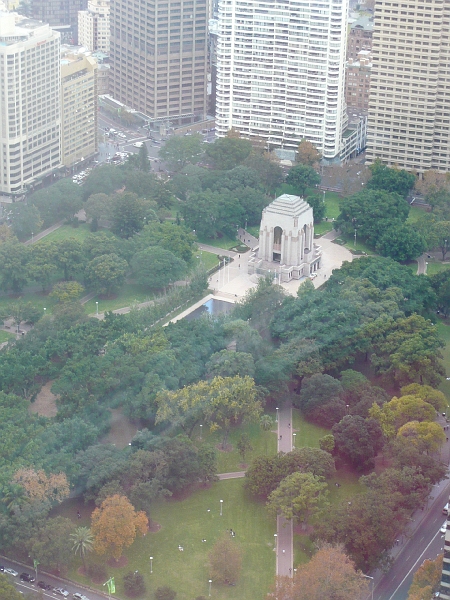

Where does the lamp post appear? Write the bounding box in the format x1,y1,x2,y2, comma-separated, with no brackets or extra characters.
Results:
361,574,374,600
220,499,223,516
200,424,203,440
31,232,34,242
354,228,357,249
276,407,279,422
208,579,212,596
33,559,39,582
149,556,153,574
293,433,296,449
273,533,277,551
96,301,99,315
43,307,46,315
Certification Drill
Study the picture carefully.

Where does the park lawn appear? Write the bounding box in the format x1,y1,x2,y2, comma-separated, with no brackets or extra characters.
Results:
196,233,239,251
63,480,275,600
84,284,154,315
0,330,15,343
407,205,425,223
195,250,220,272
314,221,333,236
247,226,260,239
339,236,375,256
426,261,450,276
0,289,58,315
324,191,341,219
200,418,277,473
292,409,329,448
36,223,92,245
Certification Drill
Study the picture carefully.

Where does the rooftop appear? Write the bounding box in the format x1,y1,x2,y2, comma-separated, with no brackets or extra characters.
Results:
263,194,312,218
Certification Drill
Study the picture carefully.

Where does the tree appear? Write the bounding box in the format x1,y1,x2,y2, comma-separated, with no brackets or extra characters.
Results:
12,468,69,504
0,573,24,600
85,253,128,295
156,376,263,446
367,159,416,198
205,350,255,379
415,169,450,208
84,193,112,228
29,241,58,291
70,526,94,572
0,241,30,292
369,394,436,438
271,543,369,600
91,494,148,560
159,134,203,170
30,516,76,572
336,189,410,247
131,247,186,289
266,471,328,525
407,554,443,600
286,164,320,197
53,238,84,280
376,223,426,262
111,192,146,238
137,143,150,172
430,269,450,316
29,179,83,225
237,433,253,462
50,281,85,303
209,535,242,584
401,383,447,412
297,373,346,427
297,139,322,167
205,137,252,170
0,224,16,244
428,221,450,260
243,152,283,193
124,571,146,597
9,203,42,241
155,587,177,600
397,421,445,454
332,416,384,471
305,194,326,223
319,434,335,454
82,165,126,200
132,221,196,263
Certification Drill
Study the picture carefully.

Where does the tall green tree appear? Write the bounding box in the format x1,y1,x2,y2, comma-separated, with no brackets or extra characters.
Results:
29,240,58,290
111,192,145,238
286,164,320,196
205,137,252,170
159,134,203,170
367,159,416,198
0,241,30,292
30,516,76,573
9,203,42,241
85,253,128,295
131,247,187,289
375,223,426,262
53,238,84,280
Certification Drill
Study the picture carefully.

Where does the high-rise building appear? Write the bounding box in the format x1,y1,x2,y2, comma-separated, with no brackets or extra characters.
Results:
366,0,450,173
0,12,61,197
438,501,450,598
215,0,348,160
347,15,373,62
30,0,87,39
78,0,110,53
109,0,208,125
345,49,372,111
60,50,98,168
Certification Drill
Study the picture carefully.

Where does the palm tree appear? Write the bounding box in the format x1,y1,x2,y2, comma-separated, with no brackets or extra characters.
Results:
70,526,94,572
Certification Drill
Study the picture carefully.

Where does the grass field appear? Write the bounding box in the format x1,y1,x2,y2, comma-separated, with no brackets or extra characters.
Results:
60,480,275,600
36,223,92,245
196,233,239,251
0,330,15,343
437,320,450,409
247,226,260,239
84,284,154,315
0,288,58,315
195,250,220,272
407,205,425,223
426,261,450,276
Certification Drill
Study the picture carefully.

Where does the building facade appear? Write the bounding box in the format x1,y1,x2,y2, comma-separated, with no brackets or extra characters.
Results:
31,0,87,40
215,0,348,160
60,50,98,168
345,49,372,111
366,0,450,173
248,194,321,281
109,0,208,125
78,0,110,53
0,12,61,197
347,15,373,61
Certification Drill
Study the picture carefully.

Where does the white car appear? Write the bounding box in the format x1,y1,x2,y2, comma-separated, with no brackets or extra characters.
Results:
441,520,448,534
133,141,144,148
117,132,127,139
4,568,18,576
55,588,70,597
73,593,90,600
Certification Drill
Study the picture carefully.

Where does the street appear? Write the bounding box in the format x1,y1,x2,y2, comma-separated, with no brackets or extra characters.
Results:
0,555,110,600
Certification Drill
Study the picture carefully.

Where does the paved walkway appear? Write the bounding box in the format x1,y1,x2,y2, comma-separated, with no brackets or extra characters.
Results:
23,220,64,245
417,254,428,275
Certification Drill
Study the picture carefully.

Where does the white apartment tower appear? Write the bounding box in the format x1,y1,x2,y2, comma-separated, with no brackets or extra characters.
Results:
366,0,450,173
0,13,61,197
78,0,110,53
215,0,348,159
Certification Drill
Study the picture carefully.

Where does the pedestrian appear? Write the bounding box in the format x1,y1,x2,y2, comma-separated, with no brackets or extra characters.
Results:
77,510,81,519
288,423,291,428
280,435,282,440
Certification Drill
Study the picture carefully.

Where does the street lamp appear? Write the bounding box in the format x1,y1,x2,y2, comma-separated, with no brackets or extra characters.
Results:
200,424,203,440
276,407,279,422
354,228,357,248
361,574,374,600
31,232,34,242
96,301,99,315
273,533,277,551
220,499,223,516
43,307,46,315
293,433,296,448
208,579,212,596
149,556,153,574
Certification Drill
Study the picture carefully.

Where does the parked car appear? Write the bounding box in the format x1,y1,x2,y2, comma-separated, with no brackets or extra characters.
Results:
54,588,70,597
4,568,18,576
133,142,144,148
38,581,53,590
0,566,3,572
441,521,448,534
73,593,90,600
443,502,449,515
20,572,35,582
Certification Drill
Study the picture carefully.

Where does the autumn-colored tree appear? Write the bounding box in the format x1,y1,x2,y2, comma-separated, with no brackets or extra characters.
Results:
269,544,369,600
12,468,69,504
369,394,436,438
209,535,242,584
397,421,445,454
407,554,443,600
296,139,321,167
91,494,148,560
401,384,447,413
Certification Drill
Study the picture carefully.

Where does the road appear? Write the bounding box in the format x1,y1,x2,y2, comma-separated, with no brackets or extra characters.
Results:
373,477,450,599
0,555,109,600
